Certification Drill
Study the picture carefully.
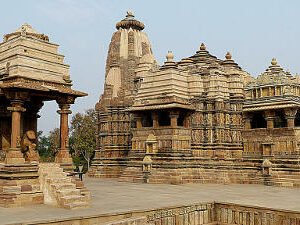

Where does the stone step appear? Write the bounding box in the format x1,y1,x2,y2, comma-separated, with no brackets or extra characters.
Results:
60,195,86,205
46,177,72,184
39,168,64,173
64,201,89,210
274,177,300,183
273,174,300,179
51,183,76,190
57,189,81,197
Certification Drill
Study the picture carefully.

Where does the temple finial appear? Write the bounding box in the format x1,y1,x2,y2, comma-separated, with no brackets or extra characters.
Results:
166,51,174,62
271,58,277,65
225,52,232,60
126,10,134,17
200,43,206,51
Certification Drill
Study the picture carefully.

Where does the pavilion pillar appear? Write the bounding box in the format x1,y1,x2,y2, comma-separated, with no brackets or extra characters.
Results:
265,110,276,129
151,112,159,128
55,103,73,165
244,118,252,129
242,112,252,129
135,115,143,129
5,100,26,164
170,111,179,127
284,108,298,128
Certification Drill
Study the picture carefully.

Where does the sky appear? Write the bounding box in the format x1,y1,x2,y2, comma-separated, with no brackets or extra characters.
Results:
1,0,300,134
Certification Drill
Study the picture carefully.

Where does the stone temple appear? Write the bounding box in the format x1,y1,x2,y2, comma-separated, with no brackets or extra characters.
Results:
89,11,300,187
0,24,90,208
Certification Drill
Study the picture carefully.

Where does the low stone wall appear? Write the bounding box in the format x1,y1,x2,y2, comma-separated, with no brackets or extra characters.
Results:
16,202,300,225
118,157,300,187
119,158,263,185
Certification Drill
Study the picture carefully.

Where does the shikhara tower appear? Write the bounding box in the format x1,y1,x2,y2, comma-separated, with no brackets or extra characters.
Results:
90,11,300,186
90,11,157,177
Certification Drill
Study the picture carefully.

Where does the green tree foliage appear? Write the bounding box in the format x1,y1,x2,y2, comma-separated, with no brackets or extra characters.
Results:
37,128,60,162
37,109,96,170
70,109,97,170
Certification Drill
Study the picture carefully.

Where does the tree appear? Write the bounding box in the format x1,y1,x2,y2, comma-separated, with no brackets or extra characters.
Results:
37,128,60,162
70,109,97,170
48,128,60,157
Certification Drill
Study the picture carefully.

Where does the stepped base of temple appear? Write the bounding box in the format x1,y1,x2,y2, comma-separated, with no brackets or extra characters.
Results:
91,157,300,187
88,160,127,178
39,163,90,209
0,163,44,207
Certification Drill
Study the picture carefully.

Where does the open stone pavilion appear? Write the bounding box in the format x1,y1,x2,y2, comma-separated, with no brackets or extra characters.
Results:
0,24,90,210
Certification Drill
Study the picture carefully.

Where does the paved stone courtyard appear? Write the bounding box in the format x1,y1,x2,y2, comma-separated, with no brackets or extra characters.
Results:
1,177,300,224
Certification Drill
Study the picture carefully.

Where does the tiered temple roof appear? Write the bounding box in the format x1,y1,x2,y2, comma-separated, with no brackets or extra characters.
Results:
0,23,86,98
130,43,253,112
244,58,300,111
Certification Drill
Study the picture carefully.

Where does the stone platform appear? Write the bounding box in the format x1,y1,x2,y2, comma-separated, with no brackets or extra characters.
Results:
0,178,300,224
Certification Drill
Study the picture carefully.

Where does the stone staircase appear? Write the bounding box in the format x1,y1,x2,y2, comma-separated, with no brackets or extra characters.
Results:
119,166,145,183
38,163,90,209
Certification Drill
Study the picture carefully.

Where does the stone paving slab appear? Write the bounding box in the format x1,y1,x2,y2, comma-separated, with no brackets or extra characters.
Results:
1,177,300,224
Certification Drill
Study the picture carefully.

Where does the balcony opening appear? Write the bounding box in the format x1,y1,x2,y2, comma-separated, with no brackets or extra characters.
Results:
142,112,153,127
158,111,170,126
177,112,185,127
251,113,267,128
274,111,287,128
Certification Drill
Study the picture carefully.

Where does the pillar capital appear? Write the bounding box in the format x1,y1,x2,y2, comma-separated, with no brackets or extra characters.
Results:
264,110,276,119
284,108,298,119
56,95,75,105
242,112,253,120
284,108,298,128
151,112,159,120
169,110,180,118
7,100,26,112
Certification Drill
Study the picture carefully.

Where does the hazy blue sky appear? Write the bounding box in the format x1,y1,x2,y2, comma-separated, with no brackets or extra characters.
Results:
1,0,300,134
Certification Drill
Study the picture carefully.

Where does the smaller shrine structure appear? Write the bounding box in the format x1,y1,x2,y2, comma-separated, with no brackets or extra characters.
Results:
0,24,88,208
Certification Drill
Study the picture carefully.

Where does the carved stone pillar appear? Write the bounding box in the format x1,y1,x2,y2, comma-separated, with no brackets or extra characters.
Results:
134,115,143,129
6,100,26,164
55,102,73,165
242,112,252,129
284,108,298,128
170,111,180,127
244,118,251,129
265,110,276,129
151,112,159,128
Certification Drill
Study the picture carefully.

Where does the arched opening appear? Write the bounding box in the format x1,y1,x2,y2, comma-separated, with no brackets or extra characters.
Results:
251,113,267,128
158,111,170,126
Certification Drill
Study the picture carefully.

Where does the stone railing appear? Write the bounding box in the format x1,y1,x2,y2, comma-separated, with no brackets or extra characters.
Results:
25,202,300,225
215,202,300,225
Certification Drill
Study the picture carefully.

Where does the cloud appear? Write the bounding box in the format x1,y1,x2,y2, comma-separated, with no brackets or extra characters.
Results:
35,0,111,24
